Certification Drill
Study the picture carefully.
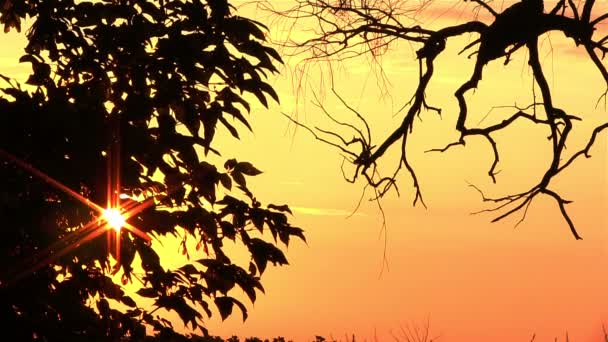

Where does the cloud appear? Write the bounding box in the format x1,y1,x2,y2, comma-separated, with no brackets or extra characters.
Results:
290,206,366,217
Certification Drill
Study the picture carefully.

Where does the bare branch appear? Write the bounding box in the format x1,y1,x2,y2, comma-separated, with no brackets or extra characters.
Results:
541,188,581,240
281,111,360,159
465,0,497,17
268,0,608,239
557,122,608,173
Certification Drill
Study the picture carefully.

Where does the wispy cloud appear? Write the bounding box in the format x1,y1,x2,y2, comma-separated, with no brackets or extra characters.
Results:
290,206,366,217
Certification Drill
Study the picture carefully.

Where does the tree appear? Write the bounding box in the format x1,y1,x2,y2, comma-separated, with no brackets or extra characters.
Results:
265,0,608,239
0,0,304,340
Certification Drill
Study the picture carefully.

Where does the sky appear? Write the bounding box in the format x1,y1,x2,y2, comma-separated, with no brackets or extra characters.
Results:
196,1,608,341
1,1,608,341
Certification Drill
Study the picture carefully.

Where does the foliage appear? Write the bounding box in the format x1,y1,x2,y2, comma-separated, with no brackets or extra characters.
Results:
267,0,608,238
0,0,304,340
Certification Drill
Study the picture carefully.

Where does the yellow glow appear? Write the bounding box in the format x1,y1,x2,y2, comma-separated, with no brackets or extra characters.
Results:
103,208,125,231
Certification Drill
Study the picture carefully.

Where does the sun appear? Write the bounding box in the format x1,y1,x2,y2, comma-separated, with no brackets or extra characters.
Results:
103,208,126,232
0,133,159,285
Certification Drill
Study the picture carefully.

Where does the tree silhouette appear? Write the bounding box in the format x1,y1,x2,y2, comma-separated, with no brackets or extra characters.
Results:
0,0,304,340
265,0,608,239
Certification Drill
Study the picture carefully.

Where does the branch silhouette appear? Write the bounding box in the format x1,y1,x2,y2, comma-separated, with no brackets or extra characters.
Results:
266,0,608,239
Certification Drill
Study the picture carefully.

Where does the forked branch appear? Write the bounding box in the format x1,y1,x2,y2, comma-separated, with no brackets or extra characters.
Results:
269,0,608,239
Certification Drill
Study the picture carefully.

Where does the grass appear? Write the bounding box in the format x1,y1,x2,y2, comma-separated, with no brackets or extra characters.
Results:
195,323,608,342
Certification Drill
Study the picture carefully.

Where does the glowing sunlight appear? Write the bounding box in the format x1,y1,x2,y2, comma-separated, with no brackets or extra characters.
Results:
103,208,126,232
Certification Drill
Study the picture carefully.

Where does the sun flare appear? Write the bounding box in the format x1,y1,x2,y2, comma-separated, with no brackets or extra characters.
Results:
0,143,155,285
103,208,126,231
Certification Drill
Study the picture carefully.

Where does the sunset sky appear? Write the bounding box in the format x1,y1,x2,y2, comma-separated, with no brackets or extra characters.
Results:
2,1,608,341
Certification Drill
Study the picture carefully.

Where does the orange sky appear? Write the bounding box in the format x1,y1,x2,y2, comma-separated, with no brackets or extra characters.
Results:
198,1,608,341
1,1,607,341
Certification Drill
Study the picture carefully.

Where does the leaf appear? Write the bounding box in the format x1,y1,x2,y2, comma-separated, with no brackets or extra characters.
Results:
178,264,199,276
264,45,284,64
193,162,219,204
0,73,12,84
121,273,130,285
233,297,248,321
214,296,248,321
97,298,110,316
224,158,237,170
160,295,201,328
219,116,240,139
137,241,162,270
235,17,266,41
231,171,246,188
19,54,51,86
250,208,264,233
121,295,137,308
214,296,233,321
198,209,218,239
3,15,21,33
278,227,290,246
248,261,257,276
137,1,163,20
268,203,292,214
136,288,157,298
233,40,277,74
242,79,268,108
1,87,26,100
289,226,307,243
102,277,125,299
217,87,251,112
236,161,262,176
220,220,236,240
195,258,218,268
223,104,252,131
174,101,201,138
126,308,142,318
18,54,41,64
202,104,220,153
219,173,232,190
200,300,212,318
208,0,229,19
233,266,263,303
248,238,289,275
259,81,279,103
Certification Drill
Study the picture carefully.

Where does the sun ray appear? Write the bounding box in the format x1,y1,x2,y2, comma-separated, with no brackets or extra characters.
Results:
115,229,121,265
14,218,103,274
106,149,112,210
0,122,162,287
106,229,112,260
0,148,103,213
0,149,154,284
8,222,110,286
122,222,152,242
114,125,121,210
122,197,157,220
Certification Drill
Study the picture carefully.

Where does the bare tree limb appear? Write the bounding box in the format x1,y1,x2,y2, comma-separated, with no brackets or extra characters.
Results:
268,0,608,239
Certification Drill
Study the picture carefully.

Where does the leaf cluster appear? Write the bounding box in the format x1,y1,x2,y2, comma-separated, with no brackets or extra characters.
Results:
0,0,303,340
